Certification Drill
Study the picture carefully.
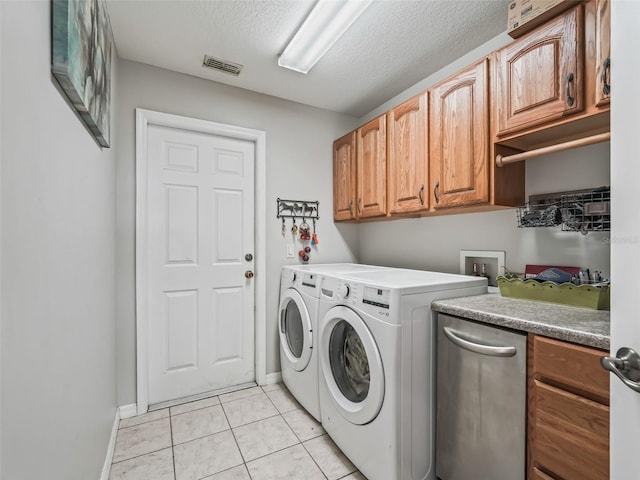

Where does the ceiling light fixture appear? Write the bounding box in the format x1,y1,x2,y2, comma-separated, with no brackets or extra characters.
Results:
278,0,374,74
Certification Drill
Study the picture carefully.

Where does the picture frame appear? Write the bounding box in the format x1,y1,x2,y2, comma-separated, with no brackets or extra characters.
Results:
51,0,113,148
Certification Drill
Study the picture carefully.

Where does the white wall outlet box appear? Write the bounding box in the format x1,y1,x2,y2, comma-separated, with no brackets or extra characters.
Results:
460,250,506,289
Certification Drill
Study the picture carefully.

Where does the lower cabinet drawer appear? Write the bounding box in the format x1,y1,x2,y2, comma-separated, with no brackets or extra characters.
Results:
532,381,609,480
532,335,609,404
531,467,556,480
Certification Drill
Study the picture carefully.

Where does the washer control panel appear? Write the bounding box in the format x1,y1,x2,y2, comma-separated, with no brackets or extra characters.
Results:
337,283,350,299
329,279,392,320
363,286,390,309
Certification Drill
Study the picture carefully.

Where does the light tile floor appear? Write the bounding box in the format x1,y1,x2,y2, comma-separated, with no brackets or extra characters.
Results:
110,383,367,480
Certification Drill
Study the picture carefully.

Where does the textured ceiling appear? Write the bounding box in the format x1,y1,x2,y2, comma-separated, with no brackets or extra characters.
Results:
107,0,509,117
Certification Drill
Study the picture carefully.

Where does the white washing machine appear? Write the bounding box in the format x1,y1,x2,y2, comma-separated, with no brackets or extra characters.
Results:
317,269,487,480
278,264,389,421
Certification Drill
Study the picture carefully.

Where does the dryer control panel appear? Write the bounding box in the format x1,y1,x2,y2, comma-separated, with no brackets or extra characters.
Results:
362,286,390,309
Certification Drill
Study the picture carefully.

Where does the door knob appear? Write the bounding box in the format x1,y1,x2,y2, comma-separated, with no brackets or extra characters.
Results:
601,347,640,393
245,253,253,261
244,270,254,279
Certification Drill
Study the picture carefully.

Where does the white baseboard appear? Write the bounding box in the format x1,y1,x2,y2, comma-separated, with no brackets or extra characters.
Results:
118,404,138,420
100,408,120,480
262,372,282,385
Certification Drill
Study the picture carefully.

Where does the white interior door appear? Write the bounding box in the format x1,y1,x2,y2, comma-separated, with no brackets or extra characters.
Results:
609,2,640,477
144,123,255,406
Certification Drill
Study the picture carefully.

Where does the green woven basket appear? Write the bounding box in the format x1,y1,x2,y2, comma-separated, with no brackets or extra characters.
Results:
497,276,610,310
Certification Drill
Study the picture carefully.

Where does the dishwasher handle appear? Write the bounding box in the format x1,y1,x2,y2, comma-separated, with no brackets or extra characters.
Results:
443,326,517,357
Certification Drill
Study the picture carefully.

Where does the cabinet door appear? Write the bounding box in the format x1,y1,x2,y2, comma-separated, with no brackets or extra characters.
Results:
531,381,609,480
429,59,489,209
528,335,610,480
387,93,428,214
496,6,584,137
356,115,387,218
595,0,610,107
333,131,357,221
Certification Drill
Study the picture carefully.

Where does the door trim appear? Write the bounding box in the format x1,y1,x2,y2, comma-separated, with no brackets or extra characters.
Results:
135,108,266,414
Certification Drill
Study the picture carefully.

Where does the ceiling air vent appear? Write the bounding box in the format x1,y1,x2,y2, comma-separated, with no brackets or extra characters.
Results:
202,55,243,77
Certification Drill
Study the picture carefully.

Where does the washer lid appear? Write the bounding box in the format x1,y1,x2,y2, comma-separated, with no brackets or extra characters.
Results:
320,306,384,425
279,289,313,371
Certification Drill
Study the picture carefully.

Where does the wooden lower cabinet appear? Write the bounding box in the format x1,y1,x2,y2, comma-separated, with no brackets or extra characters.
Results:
528,334,610,480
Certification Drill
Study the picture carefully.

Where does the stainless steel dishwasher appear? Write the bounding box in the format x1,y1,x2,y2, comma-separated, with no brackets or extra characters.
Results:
436,313,527,480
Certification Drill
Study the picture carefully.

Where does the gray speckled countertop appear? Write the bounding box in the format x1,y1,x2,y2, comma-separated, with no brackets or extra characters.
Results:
432,293,610,350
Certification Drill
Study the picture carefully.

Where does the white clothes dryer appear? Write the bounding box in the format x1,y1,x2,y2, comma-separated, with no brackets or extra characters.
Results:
317,269,487,480
278,264,389,421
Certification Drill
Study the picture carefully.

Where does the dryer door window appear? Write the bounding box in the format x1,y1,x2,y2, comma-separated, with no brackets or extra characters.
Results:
320,306,384,425
283,300,304,357
329,320,369,403
278,289,313,371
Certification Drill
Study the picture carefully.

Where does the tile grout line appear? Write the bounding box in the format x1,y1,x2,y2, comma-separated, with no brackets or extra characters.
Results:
112,384,361,479
259,386,333,478
299,435,330,480
219,392,252,479
117,412,170,431
111,417,174,466
169,411,178,480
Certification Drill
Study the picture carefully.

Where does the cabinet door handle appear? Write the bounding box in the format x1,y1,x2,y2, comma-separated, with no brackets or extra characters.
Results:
443,327,517,357
418,184,425,206
348,199,353,216
433,180,440,204
566,72,575,107
357,197,362,214
602,58,611,95
601,347,640,393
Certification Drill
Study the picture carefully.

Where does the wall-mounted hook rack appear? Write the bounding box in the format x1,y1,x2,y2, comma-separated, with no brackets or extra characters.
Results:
276,198,319,220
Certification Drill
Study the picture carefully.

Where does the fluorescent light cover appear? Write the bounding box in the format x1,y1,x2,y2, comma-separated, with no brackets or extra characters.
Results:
278,0,374,74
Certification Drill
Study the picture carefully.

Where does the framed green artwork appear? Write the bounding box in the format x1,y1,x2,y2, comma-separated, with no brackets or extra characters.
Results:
51,0,112,147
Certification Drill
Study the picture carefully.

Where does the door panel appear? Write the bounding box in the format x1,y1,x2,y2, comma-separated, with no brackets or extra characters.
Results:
146,124,255,405
610,3,640,478
165,185,198,264
356,116,387,218
212,286,245,363
333,132,357,221
213,189,243,262
388,93,428,214
594,0,610,107
429,59,489,208
496,6,584,136
165,290,198,371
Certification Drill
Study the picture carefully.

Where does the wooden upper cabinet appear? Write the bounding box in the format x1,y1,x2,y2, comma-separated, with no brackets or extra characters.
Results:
594,0,610,107
333,131,357,221
387,93,428,214
429,58,489,209
356,115,387,218
496,5,584,137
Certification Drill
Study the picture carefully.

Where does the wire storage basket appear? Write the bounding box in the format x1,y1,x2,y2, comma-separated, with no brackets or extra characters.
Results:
560,186,610,233
517,195,562,228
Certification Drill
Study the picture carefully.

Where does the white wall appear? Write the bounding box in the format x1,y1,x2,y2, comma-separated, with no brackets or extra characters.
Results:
356,32,610,278
115,59,359,406
1,1,118,479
